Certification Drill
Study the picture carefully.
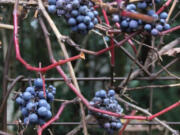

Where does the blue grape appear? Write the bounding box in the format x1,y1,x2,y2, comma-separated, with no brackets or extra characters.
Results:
68,18,76,26
144,24,151,30
99,90,106,98
93,18,98,25
79,5,88,15
56,0,65,9
48,0,56,5
16,97,25,105
160,12,168,19
93,97,102,103
46,103,51,110
26,102,35,111
112,14,120,22
48,5,56,14
95,91,100,97
38,99,48,107
93,11,98,17
21,107,29,117
111,122,117,128
34,78,43,88
108,90,115,97
137,2,147,9
104,122,111,128
76,15,84,22
129,20,138,29
152,13,158,19
29,113,38,124
78,23,87,30
88,22,94,29
24,117,29,125
103,98,110,105
47,92,54,102
22,92,31,101
147,10,155,16
116,122,122,129
121,20,129,28
38,91,45,99
156,24,163,31
38,106,48,117
87,12,94,19
164,23,171,30
160,19,165,24
84,16,91,24
151,28,159,36
71,10,79,17
65,4,73,11
72,0,80,8
57,9,65,16
126,4,136,11
46,110,52,119
25,86,35,95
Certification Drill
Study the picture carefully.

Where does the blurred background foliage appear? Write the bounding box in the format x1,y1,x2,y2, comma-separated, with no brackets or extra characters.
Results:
0,1,180,135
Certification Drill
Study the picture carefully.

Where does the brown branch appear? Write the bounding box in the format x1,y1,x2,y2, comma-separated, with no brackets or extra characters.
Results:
0,75,24,115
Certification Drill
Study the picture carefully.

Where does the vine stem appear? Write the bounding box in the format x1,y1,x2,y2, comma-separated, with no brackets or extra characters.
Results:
159,25,180,35
156,0,172,14
13,8,83,73
119,110,137,135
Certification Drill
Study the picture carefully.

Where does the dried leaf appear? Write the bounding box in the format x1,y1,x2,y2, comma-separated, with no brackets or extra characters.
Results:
163,48,180,56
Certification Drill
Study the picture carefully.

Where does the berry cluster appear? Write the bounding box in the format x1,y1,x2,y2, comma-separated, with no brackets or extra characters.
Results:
89,90,123,133
48,0,98,34
112,1,171,36
16,78,56,125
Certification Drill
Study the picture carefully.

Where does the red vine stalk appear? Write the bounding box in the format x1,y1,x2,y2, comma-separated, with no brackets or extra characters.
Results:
100,0,115,66
13,10,83,73
148,101,180,120
38,103,66,135
159,25,180,35
156,0,172,14
119,110,136,135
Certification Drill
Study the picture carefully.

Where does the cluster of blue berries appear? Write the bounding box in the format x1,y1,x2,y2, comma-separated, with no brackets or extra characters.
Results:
48,0,99,34
15,78,56,125
89,89,123,133
112,0,171,36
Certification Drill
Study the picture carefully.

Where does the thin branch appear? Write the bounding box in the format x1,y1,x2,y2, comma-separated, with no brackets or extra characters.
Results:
0,23,14,30
116,96,179,135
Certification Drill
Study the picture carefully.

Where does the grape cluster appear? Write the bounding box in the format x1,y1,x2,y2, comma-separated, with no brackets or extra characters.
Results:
112,0,171,36
48,0,98,34
89,89,123,133
15,78,56,126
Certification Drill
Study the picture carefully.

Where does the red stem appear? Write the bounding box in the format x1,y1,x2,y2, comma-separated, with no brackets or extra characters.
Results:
159,25,180,35
156,0,172,14
100,0,115,66
148,101,180,120
38,103,66,135
13,11,82,73
128,39,137,55
119,110,136,135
